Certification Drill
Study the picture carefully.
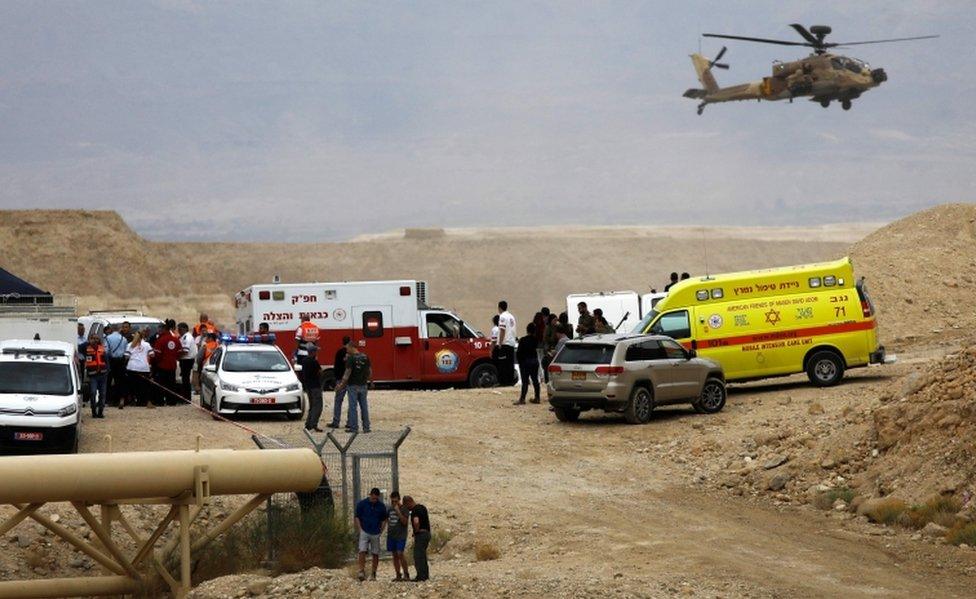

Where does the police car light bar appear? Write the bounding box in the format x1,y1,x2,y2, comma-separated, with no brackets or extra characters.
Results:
219,333,277,344
1,348,69,357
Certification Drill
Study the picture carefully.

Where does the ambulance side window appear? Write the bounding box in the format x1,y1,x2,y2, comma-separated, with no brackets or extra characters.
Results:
651,311,691,340
362,311,384,338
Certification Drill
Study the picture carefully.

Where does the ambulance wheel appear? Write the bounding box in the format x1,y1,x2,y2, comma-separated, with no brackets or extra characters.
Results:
468,363,499,388
807,350,844,387
553,407,580,422
624,386,654,424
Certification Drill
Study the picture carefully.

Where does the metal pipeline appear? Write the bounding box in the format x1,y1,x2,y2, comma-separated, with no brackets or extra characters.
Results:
0,448,323,504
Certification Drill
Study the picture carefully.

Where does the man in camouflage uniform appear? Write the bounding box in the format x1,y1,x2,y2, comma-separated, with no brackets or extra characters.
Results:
576,302,596,337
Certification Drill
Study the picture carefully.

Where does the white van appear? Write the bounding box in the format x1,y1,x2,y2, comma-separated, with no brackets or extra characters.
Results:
0,340,82,454
79,310,164,341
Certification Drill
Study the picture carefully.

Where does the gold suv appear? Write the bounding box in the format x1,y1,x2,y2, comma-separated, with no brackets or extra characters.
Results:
547,334,726,424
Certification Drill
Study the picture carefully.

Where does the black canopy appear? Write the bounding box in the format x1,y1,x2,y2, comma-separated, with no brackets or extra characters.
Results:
0,267,51,302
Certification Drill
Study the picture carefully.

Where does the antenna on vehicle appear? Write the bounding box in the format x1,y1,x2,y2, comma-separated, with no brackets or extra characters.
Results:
272,274,281,284
702,227,712,280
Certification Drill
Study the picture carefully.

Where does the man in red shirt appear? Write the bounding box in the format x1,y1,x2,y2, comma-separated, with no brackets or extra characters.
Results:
153,319,183,406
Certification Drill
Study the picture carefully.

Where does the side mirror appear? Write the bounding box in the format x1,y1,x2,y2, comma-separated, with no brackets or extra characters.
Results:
686,349,697,359
293,364,303,372
203,364,216,373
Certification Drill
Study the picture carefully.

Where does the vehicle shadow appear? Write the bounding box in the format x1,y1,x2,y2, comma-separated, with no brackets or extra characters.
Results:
567,406,699,427
728,373,895,396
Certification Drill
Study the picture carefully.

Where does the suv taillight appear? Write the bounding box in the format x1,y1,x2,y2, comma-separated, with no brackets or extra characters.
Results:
548,364,563,373
594,366,624,377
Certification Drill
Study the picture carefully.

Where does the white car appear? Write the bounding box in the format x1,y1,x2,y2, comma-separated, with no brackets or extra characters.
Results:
200,341,304,420
0,340,81,453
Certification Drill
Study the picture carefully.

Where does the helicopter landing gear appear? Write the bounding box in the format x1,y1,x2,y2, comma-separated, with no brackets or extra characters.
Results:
820,99,830,108
841,99,852,111
697,103,705,116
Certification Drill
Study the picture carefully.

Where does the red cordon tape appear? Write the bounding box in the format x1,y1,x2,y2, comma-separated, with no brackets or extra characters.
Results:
129,373,279,442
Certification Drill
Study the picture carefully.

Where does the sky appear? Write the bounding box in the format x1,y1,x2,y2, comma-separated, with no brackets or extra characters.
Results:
0,1,973,241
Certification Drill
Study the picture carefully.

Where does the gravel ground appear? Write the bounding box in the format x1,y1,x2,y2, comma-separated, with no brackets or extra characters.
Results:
3,342,976,598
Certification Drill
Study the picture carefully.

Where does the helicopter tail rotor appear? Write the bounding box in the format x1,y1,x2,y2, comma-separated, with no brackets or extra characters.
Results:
708,46,730,70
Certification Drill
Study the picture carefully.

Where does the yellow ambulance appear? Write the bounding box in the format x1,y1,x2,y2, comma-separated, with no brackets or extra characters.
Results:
632,257,889,386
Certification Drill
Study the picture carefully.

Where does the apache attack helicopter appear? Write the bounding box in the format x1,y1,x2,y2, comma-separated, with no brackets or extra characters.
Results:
683,24,938,114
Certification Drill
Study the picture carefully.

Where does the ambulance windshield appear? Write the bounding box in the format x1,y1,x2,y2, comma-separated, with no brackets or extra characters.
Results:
631,310,659,334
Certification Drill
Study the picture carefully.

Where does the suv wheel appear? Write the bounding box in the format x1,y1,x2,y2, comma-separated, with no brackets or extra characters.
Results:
695,378,726,414
806,351,844,387
553,407,580,422
624,386,653,424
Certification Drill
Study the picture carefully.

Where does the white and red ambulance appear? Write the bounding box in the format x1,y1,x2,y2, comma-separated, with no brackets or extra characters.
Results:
234,280,499,388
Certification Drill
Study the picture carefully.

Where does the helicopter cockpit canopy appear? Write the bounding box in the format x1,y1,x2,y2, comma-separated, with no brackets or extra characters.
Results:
831,56,869,73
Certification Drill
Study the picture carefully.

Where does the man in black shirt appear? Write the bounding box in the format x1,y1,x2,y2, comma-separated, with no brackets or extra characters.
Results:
403,496,431,582
327,336,351,429
302,345,324,432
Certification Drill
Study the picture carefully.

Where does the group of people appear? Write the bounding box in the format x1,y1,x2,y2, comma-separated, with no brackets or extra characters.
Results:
663,271,691,292
489,300,612,405
294,320,374,435
354,489,431,583
76,314,221,418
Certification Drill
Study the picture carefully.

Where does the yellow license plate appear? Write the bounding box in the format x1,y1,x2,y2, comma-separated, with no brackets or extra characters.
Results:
571,371,586,381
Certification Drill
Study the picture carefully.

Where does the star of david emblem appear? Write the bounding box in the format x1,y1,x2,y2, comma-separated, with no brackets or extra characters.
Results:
764,308,782,326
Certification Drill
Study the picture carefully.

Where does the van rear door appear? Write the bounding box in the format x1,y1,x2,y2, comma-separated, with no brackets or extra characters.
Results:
352,306,394,382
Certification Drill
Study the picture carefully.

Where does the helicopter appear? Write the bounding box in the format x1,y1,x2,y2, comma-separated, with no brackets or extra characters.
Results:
683,24,938,114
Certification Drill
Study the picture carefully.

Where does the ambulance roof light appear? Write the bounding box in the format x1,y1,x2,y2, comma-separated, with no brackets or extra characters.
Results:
809,277,822,288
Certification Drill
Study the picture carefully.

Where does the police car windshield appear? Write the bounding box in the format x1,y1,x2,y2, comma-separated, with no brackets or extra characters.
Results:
631,310,659,334
222,351,290,373
0,362,73,396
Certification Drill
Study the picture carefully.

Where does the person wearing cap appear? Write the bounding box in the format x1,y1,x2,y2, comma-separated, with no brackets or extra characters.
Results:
301,344,324,432
354,488,388,581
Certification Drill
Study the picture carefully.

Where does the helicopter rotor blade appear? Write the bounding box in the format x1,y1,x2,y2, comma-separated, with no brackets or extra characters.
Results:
789,23,820,45
834,35,939,46
712,63,729,70
702,33,810,47
713,46,727,62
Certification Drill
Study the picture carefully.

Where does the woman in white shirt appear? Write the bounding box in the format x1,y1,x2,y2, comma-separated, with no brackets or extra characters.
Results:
124,332,154,408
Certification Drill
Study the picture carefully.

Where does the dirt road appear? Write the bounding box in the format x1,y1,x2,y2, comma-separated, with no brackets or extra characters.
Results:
68,363,975,598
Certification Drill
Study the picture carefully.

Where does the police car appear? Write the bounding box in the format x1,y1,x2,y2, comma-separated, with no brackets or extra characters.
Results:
0,340,82,454
200,335,304,420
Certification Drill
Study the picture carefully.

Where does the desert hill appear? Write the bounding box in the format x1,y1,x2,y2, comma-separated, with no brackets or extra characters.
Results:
1,210,867,331
850,203,976,345
3,205,973,344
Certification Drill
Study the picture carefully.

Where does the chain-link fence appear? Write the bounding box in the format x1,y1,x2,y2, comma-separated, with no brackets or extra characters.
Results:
252,428,410,565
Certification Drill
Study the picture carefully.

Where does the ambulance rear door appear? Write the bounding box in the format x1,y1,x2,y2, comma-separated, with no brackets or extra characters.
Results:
352,305,395,382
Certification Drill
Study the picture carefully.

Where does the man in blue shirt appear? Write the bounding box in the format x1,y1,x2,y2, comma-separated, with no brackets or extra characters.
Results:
103,324,128,408
354,487,388,581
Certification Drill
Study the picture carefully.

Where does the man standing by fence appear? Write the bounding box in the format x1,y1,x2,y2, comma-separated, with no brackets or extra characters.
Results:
403,495,431,582
337,340,372,433
354,488,388,581
301,345,324,432
387,491,410,582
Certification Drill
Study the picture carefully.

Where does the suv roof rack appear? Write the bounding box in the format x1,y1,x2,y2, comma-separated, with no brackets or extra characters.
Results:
88,309,144,316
